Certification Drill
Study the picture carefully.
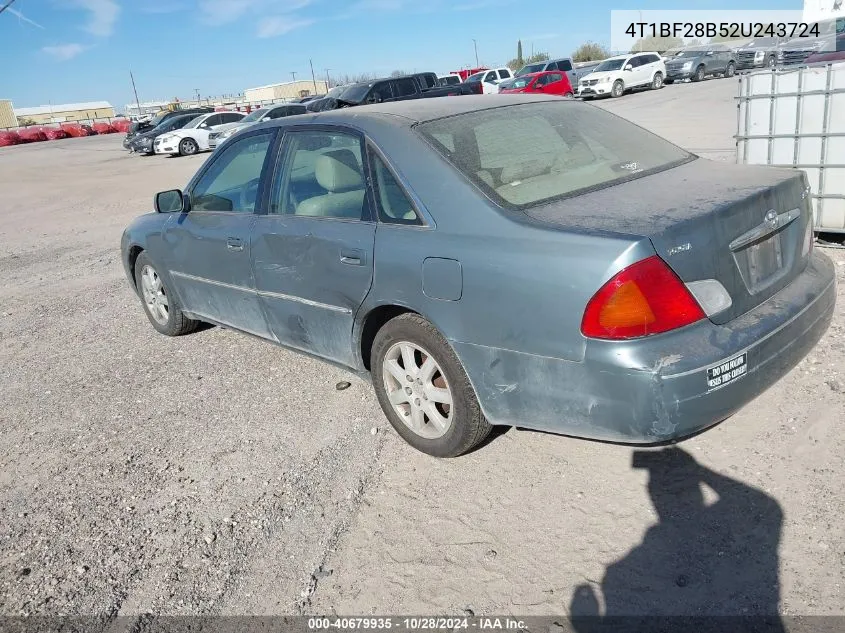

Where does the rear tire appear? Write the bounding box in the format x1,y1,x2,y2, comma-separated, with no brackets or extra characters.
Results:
178,137,198,156
611,79,624,98
371,313,492,458
133,252,199,336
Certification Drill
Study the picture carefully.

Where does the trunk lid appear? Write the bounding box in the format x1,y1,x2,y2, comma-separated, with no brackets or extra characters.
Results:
525,159,813,324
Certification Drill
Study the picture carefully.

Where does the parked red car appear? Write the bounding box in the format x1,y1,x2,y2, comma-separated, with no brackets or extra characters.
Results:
497,71,573,97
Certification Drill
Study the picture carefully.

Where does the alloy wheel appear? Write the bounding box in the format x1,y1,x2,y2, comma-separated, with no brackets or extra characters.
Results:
381,341,453,439
140,264,169,325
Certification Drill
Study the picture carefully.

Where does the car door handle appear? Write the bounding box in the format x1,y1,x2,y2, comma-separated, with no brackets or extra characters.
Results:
340,248,364,266
226,237,244,252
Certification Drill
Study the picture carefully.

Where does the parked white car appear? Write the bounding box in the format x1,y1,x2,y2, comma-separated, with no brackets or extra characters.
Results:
577,52,665,99
465,67,513,94
154,111,246,156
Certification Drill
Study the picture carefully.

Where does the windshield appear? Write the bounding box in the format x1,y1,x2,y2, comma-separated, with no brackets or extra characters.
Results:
466,72,484,82
503,77,532,89
417,101,691,209
336,83,371,103
676,50,708,57
517,63,545,75
148,111,169,126
327,86,346,97
241,108,269,122
593,58,626,72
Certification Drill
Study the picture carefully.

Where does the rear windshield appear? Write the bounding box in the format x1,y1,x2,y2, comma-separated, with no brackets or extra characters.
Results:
416,101,692,209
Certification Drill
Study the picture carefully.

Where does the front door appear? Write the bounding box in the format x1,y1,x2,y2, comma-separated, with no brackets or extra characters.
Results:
251,127,376,366
164,130,277,338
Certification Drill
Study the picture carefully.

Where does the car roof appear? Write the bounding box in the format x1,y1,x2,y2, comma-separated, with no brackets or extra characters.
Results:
260,94,573,129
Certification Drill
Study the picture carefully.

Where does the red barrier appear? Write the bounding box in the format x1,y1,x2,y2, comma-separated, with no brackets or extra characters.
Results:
61,123,95,137
43,127,69,140
0,131,21,147
111,119,131,133
17,127,48,142
91,122,116,134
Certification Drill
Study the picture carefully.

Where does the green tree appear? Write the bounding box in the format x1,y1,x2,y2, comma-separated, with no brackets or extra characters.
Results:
630,35,682,53
572,41,610,62
517,39,524,67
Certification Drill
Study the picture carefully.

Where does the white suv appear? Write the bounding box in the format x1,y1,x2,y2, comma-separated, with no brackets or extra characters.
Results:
465,67,514,94
577,52,665,99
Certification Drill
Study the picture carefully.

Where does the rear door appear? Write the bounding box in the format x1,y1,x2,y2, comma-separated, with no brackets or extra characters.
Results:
251,126,376,366
543,72,568,95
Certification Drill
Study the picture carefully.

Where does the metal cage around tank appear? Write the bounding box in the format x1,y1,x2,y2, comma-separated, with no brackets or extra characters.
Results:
735,61,845,233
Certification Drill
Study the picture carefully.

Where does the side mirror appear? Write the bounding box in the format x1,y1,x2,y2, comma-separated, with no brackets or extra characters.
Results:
155,189,185,213
624,64,633,71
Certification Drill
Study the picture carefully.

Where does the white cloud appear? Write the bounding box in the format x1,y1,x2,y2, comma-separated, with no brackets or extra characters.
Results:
140,1,190,13
6,7,45,28
68,0,120,37
257,15,314,37
42,43,87,61
199,0,313,26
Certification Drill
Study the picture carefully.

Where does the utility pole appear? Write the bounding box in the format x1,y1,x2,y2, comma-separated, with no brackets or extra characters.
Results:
324,68,331,88
0,0,19,16
290,71,297,83
309,58,318,93
472,39,479,67
194,88,200,104
129,70,142,119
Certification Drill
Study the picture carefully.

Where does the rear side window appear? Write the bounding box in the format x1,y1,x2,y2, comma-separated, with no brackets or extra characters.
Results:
548,73,563,83
416,102,691,209
558,59,573,71
368,150,421,225
393,78,417,97
499,69,511,79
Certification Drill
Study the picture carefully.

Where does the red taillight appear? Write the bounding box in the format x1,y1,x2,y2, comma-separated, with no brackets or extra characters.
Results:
580,255,706,340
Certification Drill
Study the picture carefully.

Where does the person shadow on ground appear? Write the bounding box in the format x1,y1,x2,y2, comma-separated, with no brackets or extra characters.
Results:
569,447,785,633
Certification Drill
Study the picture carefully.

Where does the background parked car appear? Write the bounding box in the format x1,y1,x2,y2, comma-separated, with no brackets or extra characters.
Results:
123,106,214,148
578,52,665,99
438,74,462,86
154,111,246,156
803,28,845,63
664,44,736,83
309,73,479,111
128,113,202,155
209,104,307,150
464,67,513,94
515,56,593,90
734,37,785,70
497,71,573,96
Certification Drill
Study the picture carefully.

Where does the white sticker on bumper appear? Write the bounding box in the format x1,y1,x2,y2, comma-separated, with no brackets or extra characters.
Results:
706,352,748,392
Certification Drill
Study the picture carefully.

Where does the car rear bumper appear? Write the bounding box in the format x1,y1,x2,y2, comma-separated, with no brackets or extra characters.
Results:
454,251,836,443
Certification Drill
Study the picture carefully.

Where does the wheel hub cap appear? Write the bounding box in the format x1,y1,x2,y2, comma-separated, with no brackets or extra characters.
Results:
140,264,169,325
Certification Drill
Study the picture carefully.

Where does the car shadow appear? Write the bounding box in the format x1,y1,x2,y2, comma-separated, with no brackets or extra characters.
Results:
569,447,785,631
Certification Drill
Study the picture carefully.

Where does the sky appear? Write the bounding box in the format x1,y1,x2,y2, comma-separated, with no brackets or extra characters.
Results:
1,0,802,113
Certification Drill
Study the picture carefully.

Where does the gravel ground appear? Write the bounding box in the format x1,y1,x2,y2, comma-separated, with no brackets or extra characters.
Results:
1,78,843,619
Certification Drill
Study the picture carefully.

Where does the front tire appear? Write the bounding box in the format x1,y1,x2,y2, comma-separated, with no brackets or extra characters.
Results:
371,313,492,458
725,61,736,77
693,65,706,82
611,79,624,98
178,137,198,156
651,72,663,89
134,252,199,336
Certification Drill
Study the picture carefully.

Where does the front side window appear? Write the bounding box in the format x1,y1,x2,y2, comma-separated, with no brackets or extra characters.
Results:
484,72,497,82
417,101,692,209
369,149,421,225
270,131,368,220
499,69,511,79
190,132,273,213
366,83,393,104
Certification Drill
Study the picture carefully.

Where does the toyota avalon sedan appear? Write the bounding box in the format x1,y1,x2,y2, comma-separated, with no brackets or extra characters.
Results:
121,95,835,458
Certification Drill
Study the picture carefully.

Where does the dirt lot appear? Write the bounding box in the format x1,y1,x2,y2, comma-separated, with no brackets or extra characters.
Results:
1,78,844,619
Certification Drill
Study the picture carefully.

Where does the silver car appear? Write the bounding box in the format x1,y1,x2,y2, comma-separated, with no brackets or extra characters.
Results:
208,103,307,150
121,95,835,457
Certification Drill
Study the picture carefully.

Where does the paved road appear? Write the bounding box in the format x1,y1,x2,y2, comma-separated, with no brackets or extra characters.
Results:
1,80,843,618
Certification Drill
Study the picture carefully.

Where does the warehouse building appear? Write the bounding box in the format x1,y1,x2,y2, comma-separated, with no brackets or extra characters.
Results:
14,101,115,125
244,79,328,103
0,100,16,129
